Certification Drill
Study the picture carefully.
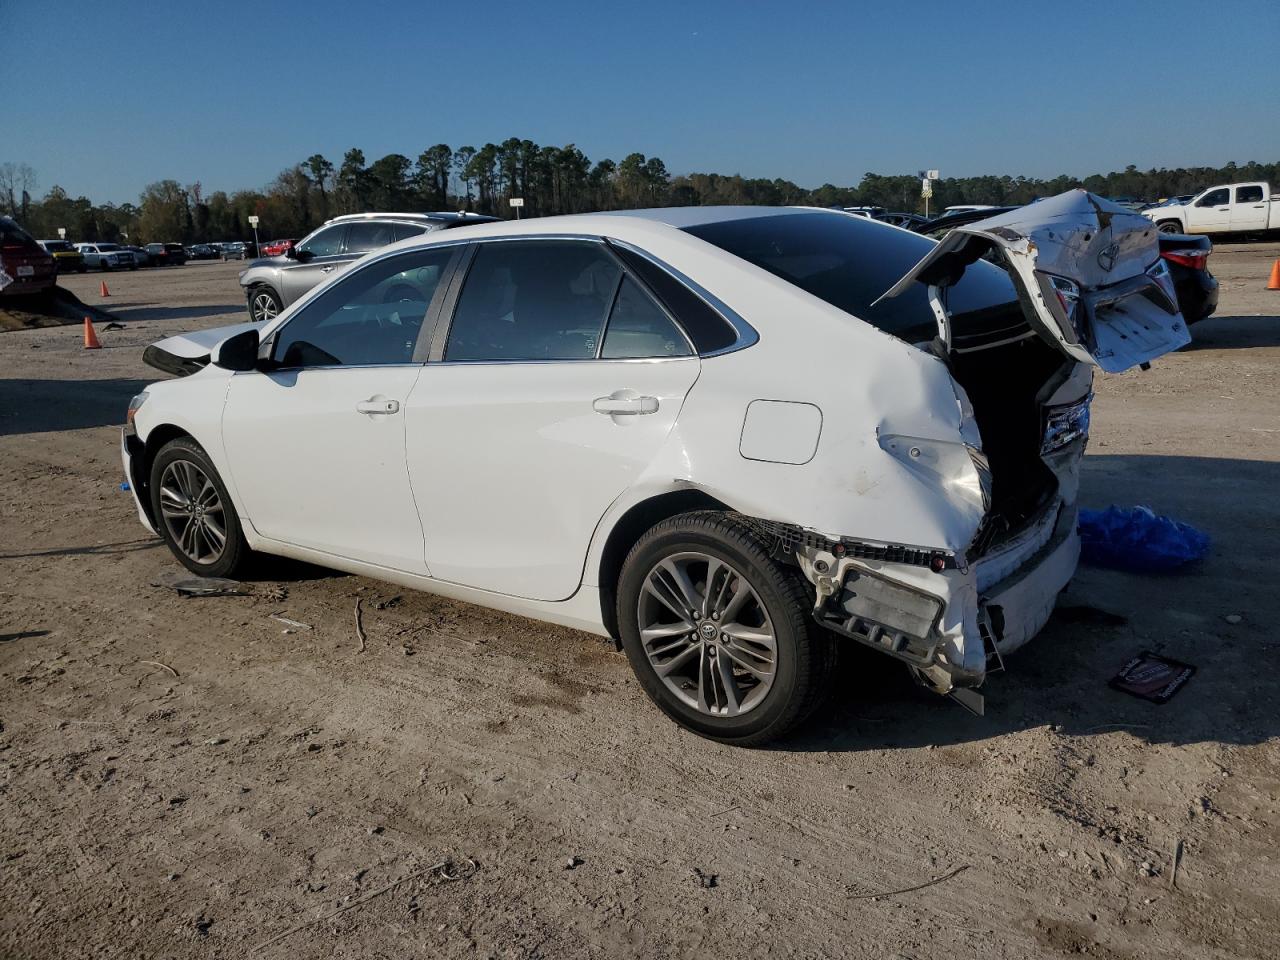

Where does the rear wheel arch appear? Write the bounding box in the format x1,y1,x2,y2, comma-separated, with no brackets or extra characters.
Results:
596,489,734,639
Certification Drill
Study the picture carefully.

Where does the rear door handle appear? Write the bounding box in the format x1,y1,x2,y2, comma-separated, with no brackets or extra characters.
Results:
356,398,400,415
593,395,659,416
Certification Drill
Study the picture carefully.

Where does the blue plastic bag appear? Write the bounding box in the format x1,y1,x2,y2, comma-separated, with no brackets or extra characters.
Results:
1078,506,1210,573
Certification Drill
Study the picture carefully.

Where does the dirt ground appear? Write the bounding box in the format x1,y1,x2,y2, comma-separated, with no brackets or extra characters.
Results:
2,247,1279,959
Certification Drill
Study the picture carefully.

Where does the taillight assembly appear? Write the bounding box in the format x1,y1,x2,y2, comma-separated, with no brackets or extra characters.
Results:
1161,249,1210,271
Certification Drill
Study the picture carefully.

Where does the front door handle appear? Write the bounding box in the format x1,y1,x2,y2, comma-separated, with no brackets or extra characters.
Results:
356,398,400,415
593,395,659,416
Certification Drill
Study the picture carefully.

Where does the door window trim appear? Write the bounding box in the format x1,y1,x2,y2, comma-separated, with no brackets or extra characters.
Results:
260,244,467,371
425,234,755,363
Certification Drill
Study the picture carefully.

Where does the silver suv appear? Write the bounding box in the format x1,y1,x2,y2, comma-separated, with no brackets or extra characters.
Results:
237,212,497,322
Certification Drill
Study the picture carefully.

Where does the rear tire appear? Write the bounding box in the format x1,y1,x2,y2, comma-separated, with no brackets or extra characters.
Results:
616,511,834,746
149,437,250,579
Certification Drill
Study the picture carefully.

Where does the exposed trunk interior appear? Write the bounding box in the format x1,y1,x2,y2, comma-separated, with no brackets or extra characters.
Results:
946,308,1068,550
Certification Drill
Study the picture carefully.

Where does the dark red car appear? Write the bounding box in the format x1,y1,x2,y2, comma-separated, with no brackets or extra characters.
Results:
1,217,57,298
260,238,296,257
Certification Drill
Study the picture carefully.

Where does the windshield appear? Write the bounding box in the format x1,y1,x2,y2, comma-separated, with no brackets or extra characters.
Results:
682,211,1021,344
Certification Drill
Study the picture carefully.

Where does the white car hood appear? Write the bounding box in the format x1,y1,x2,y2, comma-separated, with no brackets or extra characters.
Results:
150,321,259,360
878,190,1190,373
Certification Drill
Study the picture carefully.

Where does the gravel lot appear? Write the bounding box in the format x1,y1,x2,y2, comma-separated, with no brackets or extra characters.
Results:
2,246,1279,959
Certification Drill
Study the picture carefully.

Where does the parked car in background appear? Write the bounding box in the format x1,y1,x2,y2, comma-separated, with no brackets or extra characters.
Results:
76,242,134,271
260,238,296,257
1141,181,1280,236
238,211,497,322
126,194,1188,743
120,245,153,268
874,212,929,229
164,243,188,266
145,243,171,266
2,217,57,296
840,205,887,218
912,204,1218,324
221,242,248,261
186,244,219,260
38,239,87,273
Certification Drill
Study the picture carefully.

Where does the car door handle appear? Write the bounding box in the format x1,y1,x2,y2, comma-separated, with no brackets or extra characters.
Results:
356,398,400,415
593,395,659,416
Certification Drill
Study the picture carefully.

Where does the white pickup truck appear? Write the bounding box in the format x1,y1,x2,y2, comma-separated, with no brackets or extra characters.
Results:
1142,182,1280,235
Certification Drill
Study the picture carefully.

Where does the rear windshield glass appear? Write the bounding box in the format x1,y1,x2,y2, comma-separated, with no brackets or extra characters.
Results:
683,211,1019,342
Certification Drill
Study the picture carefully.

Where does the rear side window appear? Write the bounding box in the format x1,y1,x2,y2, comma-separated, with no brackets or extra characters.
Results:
445,241,621,361
393,222,431,242
1236,185,1264,203
610,245,737,353
601,277,691,358
344,220,396,253
683,211,1019,343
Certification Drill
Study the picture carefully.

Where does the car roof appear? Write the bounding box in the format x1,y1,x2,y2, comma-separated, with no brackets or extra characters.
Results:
325,211,500,225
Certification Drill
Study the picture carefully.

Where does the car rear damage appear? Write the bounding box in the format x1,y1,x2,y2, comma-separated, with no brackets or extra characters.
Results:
760,192,1188,712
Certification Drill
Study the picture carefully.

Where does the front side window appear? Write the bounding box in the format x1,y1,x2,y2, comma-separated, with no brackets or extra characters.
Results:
298,225,345,257
445,241,621,361
271,247,455,368
344,220,396,254
1198,189,1229,207
1236,185,1264,203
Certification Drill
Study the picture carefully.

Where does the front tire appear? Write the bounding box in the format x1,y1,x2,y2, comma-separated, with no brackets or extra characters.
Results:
248,285,283,323
617,511,834,746
149,437,250,578
1157,220,1182,235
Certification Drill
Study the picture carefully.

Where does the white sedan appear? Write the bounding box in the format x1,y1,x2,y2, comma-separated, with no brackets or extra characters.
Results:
123,194,1188,744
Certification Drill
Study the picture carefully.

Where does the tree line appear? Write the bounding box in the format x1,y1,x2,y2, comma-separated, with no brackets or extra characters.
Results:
3,151,1278,245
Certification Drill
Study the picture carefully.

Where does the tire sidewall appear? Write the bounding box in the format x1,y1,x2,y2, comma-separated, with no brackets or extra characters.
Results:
148,438,245,578
617,520,808,743
250,286,281,322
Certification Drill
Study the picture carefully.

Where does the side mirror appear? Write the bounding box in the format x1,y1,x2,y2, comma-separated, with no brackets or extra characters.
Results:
211,328,261,371
291,247,313,263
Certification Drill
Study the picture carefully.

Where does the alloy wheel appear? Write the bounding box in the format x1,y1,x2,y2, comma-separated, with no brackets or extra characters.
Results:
251,291,279,322
158,459,227,564
637,552,777,717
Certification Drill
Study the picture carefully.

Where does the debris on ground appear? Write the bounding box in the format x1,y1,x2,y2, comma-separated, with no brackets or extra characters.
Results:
1223,614,1243,625
564,856,583,870
692,867,718,888
103,322,124,331
1078,506,1210,573
354,597,367,653
151,571,248,597
268,614,311,630
1109,651,1196,704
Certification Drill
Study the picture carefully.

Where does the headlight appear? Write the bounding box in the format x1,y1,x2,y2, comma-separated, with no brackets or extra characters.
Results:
1041,394,1091,455
126,391,149,426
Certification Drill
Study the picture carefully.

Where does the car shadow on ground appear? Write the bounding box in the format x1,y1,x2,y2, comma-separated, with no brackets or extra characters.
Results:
101,303,244,323
784,452,1280,753
1184,314,1280,350
0,378,151,436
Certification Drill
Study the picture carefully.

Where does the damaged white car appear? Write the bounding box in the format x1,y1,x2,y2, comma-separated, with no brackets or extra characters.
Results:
122,192,1187,744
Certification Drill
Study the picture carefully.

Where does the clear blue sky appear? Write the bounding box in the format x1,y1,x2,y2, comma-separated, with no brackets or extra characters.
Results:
4,0,1277,204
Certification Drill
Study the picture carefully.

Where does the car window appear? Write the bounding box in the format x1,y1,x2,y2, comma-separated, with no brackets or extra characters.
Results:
601,276,692,359
445,240,620,361
1198,189,1229,207
1236,185,1264,204
684,210,1021,345
271,247,455,369
393,222,431,242
344,220,396,254
299,225,345,257
610,245,737,353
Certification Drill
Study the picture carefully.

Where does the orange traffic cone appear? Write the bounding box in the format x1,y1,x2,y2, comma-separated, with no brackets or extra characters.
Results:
83,316,102,350
100,279,110,298
1268,259,1280,291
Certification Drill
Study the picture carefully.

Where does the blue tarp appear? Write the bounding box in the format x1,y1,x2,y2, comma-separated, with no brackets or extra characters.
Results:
1078,506,1210,573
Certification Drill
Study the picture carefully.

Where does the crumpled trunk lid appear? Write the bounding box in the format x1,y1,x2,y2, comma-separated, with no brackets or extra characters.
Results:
877,190,1190,373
